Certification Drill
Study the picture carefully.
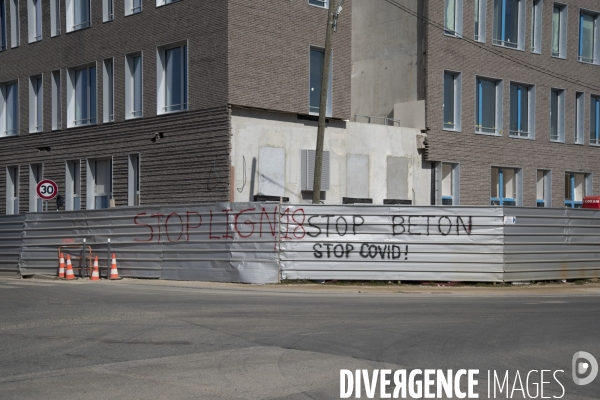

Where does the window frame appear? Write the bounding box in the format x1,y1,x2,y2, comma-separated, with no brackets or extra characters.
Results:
0,80,19,137
0,0,6,51
103,0,114,22
103,58,114,123
308,0,328,9
578,10,600,64
10,0,19,47
51,70,61,130
6,166,19,215
575,92,584,144
65,160,81,211
435,162,460,205
86,158,113,210
536,169,552,207
475,76,503,136
492,0,526,50
125,0,142,16
308,46,333,118
444,0,463,38
564,172,591,208
28,75,43,133
551,3,568,59
157,42,188,115
531,0,543,53
128,153,141,206
491,166,522,206
474,0,487,42
591,95,600,145
443,71,462,132
66,63,97,128
50,0,61,36
550,88,566,143
27,0,42,43
125,52,143,120
28,163,43,212
509,82,535,139
66,0,91,33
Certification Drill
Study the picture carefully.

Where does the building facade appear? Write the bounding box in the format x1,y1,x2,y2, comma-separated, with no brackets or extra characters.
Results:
425,0,600,207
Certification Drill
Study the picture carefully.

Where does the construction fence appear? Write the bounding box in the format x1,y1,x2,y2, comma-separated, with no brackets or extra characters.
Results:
1,203,599,283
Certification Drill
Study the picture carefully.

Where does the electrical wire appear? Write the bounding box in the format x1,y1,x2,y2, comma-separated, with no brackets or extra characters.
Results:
384,0,600,93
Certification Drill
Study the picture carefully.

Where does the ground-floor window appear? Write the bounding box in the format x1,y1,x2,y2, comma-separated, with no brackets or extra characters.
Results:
564,172,591,208
491,167,521,206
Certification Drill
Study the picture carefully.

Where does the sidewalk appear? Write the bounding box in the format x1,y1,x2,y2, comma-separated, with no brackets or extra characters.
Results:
4,275,600,296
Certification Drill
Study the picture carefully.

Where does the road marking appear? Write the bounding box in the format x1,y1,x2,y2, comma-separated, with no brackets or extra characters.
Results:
523,301,568,304
299,332,333,336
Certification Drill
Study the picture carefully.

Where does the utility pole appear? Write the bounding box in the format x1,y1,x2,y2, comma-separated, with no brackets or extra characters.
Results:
312,0,343,204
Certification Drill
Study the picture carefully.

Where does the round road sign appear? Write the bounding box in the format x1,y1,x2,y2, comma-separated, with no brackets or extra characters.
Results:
37,180,58,201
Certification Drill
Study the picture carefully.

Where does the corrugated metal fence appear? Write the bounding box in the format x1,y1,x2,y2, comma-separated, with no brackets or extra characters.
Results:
1,203,598,283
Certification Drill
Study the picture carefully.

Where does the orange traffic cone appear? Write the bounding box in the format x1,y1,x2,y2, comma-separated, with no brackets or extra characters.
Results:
65,255,75,280
90,256,100,281
58,253,65,279
110,254,120,279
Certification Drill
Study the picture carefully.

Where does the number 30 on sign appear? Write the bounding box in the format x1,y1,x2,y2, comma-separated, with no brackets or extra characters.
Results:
37,180,58,201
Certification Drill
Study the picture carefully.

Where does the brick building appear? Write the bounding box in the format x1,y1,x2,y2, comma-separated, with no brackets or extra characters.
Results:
7,0,427,214
428,0,600,207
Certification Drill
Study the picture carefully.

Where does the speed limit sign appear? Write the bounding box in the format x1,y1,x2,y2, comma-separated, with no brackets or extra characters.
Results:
37,180,58,201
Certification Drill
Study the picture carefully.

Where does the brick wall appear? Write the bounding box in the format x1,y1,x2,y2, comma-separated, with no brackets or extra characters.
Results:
228,0,352,119
425,0,600,206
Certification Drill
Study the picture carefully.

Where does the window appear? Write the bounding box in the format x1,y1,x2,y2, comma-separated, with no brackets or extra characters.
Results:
65,160,81,210
435,162,460,205
1,0,6,50
550,88,565,142
125,53,143,119
6,166,19,214
66,0,91,32
474,0,486,42
50,0,60,36
308,0,327,8
103,59,114,122
309,47,332,117
443,71,461,131
156,0,180,6
51,70,61,130
537,170,551,207
591,95,600,145
551,4,567,58
86,159,112,210
579,11,599,64
157,43,188,114
476,77,503,135
491,167,521,206
509,83,535,138
125,0,142,16
28,0,42,42
128,154,140,206
444,0,463,37
10,0,19,47
565,172,591,208
103,0,114,21
531,0,543,53
66,64,97,128
29,164,43,212
29,75,43,133
1,81,18,137
493,0,525,49
575,92,584,144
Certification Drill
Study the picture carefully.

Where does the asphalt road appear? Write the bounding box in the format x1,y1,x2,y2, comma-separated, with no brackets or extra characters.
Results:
0,278,599,399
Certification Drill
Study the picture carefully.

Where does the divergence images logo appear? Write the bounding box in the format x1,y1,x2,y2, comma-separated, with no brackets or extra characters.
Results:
572,351,598,386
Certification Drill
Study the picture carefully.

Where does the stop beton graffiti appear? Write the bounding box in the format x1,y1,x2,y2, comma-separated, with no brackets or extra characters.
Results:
132,207,473,260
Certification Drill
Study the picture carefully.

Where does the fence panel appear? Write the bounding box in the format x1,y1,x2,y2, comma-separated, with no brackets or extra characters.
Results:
0,215,25,275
